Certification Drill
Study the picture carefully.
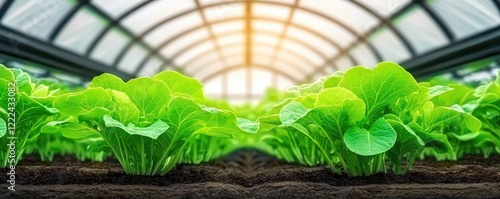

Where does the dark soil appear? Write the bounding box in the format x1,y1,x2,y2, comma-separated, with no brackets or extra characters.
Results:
1,150,499,199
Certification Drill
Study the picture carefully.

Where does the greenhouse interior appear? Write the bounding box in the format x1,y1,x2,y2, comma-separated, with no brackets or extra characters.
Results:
0,0,499,198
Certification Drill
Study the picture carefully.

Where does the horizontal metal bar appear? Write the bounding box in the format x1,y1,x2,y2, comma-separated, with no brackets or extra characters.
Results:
402,26,500,78
0,25,133,80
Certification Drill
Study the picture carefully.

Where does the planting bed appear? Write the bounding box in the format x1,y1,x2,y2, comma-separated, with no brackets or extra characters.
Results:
2,63,500,198
2,150,499,199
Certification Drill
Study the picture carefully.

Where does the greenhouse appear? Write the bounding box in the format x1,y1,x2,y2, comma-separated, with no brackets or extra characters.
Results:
0,0,499,198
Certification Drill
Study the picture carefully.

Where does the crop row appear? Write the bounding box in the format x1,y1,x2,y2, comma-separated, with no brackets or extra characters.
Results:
0,62,498,176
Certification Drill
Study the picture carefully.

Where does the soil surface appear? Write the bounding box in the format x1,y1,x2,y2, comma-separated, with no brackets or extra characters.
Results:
1,150,499,199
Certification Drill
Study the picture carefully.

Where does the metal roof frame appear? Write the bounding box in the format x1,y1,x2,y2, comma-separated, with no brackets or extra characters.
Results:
1,0,499,101
200,63,300,83
170,30,323,72
190,50,310,80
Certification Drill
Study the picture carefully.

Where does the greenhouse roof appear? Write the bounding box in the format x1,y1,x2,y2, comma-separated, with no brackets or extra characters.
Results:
0,0,499,103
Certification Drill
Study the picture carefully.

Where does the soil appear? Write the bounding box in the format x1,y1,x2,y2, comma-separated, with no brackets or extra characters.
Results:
1,150,499,199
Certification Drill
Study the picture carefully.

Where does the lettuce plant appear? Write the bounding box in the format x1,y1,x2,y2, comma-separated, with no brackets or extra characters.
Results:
180,118,258,164
17,78,104,162
180,134,238,164
0,65,57,167
24,130,109,162
387,82,480,170
254,114,326,167
279,62,417,176
279,62,479,176
51,71,243,175
468,76,500,156
425,74,500,159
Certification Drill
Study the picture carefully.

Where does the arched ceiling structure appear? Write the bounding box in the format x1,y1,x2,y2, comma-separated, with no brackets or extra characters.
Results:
0,0,499,103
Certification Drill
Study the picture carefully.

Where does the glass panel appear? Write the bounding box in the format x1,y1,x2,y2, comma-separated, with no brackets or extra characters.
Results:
370,27,411,62
350,43,378,67
92,0,145,19
394,6,448,54
224,55,243,66
90,28,130,65
2,0,73,40
184,52,219,74
282,40,324,66
292,10,355,47
164,65,176,70
226,68,246,95
8,61,47,76
335,55,355,71
158,28,210,58
277,75,294,90
54,7,107,54
197,51,219,65
221,44,243,57
121,0,196,35
349,48,371,68
356,0,411,18
251,68,273,95
276,51,315,73
117,44,148,74
280,48,315,67
175,41,215,66
211,20,243,34
253,44,275,55
324,63,336,75
203,2,243,21
253,20,284,34
275,59,304,78
217,34,243,46
286,26,338,59
299,0,379,34
198,61,224,79
253,3,291,20
203,75,223,97
253,33,280,46
52,72,82,84
143,12,203,48
252,54,273,66
428,0,500,39
312,73,326,82
137,56,162,77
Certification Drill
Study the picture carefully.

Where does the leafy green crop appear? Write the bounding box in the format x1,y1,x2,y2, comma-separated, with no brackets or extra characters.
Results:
253,113,326,166
2,61,497,177
469,76,500,156
277,62,479,176
0,65,58,167
422,74,500,160
25,130,109,162
51,71,244,175
15,76,104,162
180,118,258,164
